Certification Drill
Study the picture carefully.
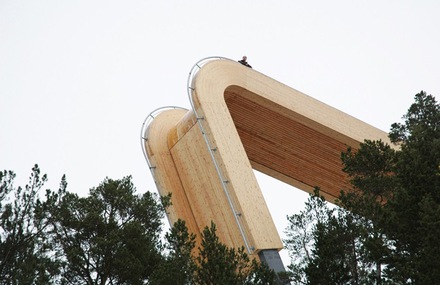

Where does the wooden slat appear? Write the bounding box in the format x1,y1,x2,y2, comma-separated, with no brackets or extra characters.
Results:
225,92,352,199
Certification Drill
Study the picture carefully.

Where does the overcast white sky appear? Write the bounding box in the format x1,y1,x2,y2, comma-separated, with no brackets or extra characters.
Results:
1,1,439,266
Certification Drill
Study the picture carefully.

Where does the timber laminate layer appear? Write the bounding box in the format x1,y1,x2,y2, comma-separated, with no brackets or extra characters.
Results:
144,59,391,255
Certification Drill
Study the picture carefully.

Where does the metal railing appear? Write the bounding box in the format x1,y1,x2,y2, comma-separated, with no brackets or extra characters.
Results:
186,57,254,254
140,57,254,254
140,106,188,188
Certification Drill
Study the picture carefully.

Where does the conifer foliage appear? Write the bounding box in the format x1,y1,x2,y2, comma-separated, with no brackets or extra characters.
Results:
0,166,60,284
1,169,279,284
285,91,440,284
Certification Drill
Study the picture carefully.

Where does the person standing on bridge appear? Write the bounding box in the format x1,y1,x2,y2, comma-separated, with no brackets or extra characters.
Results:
238,56,252,68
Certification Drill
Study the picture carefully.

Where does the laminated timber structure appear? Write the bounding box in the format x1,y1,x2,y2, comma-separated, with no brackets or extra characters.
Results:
141,57,391,271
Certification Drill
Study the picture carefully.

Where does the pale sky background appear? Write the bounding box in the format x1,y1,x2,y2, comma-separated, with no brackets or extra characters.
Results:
1,1,439,266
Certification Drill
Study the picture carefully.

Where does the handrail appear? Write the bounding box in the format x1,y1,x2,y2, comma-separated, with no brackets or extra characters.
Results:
140,106,188,185
140,57,254,254
187,56,232,110
186,57,254,254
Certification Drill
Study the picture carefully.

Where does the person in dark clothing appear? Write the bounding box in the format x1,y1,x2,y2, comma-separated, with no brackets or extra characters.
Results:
238,56,252,68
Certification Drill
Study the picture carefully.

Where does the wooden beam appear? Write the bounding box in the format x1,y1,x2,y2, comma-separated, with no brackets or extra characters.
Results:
144,59,391,255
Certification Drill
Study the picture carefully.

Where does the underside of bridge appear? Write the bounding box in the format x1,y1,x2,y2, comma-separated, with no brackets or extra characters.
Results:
224,85,353,199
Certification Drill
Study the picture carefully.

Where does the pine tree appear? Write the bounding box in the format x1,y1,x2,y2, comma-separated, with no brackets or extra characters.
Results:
286,91,440,284
49,176,169,285
150,219,196,285
0,165,60,284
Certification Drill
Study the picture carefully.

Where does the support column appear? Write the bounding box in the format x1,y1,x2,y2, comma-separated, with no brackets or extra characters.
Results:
258,249,286,273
